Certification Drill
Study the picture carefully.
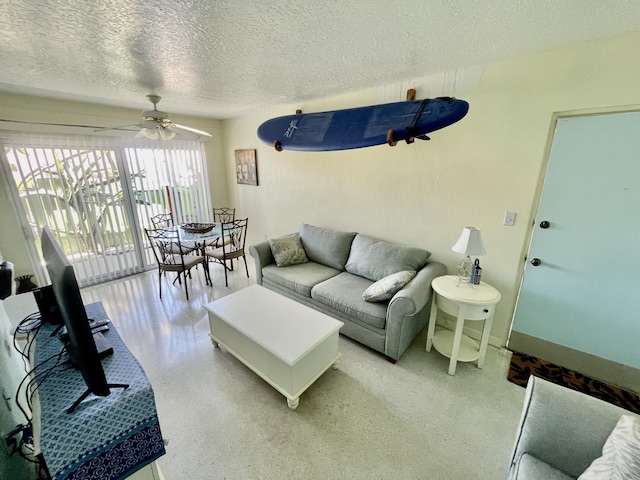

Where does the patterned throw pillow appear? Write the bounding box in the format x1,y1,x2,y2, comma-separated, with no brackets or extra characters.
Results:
269,233,309,267
362,270,417,303
578,414,640,480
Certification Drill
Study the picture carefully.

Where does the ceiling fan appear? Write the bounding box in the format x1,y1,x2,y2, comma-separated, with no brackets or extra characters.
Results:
100,94,212,140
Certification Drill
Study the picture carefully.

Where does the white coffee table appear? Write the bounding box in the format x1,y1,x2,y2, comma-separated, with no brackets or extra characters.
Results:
203,285,344,410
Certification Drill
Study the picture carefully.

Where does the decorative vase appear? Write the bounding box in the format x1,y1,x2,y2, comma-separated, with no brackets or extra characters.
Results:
16,274,38,294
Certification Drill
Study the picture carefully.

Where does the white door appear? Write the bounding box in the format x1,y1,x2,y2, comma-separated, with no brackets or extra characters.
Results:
510,111,640,369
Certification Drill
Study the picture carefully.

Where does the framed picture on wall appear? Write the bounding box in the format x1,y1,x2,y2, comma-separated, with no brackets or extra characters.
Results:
235,149,258,186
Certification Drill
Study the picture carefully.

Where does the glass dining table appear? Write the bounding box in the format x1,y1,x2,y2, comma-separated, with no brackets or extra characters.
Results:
172,223,223,253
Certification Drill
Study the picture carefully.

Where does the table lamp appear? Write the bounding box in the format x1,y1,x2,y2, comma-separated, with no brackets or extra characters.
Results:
452,226,486,284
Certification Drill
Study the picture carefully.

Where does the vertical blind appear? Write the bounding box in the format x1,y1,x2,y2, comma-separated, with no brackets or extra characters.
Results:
0,132,211,286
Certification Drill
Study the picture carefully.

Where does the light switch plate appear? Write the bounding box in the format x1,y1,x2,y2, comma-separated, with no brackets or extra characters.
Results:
504,211,516,226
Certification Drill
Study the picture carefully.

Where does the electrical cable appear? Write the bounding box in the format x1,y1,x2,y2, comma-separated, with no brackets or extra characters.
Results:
10,313,65,476
11,336,67,474
12,313,67,420
24,347,67,413
14,349,64,424
13,312,42,366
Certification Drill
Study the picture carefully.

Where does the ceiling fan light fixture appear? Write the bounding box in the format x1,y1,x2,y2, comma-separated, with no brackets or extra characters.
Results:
137,127,160,140
159,128,176,141
136,126,176,141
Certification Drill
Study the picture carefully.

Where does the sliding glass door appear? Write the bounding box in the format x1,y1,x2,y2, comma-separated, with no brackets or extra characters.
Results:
0,133,211,286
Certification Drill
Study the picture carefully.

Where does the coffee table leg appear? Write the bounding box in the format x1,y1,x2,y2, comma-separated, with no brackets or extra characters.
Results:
287,397,299,410
209,334,219,348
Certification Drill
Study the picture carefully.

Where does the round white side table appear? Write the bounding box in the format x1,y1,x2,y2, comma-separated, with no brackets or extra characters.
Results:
426,275,501,375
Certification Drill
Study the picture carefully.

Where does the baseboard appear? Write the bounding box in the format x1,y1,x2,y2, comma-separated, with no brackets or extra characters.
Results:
508,350,640,415
508,331,640,393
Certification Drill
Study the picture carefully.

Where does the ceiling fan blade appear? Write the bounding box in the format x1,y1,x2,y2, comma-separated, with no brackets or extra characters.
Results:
93,123,141,133
171,123,212,138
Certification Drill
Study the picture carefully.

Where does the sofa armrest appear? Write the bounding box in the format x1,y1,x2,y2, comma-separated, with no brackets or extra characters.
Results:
249,241,275,285
384,261,447,360
507,376,637,479
391,261,447,313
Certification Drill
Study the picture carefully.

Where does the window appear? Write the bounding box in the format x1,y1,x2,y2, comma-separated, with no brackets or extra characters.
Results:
0,133,211,286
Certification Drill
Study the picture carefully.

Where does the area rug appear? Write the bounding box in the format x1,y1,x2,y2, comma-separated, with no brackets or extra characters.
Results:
508,351,640,415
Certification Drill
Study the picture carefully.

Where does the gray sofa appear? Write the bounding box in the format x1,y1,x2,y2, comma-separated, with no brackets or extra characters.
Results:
249,223,446,362
507,375,640,479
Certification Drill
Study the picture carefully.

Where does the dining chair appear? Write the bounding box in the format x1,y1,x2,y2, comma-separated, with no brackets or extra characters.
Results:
205,218,249,287
212,207,235,223
150,212,198,253
150,212,174,228
151,213,201,255
212,207,236,248
145,227,211,300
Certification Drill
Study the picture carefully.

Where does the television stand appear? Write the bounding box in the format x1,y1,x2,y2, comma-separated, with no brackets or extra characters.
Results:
34,302,165,479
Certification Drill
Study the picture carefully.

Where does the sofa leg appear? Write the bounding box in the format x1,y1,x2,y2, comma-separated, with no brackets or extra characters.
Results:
385,355,397,364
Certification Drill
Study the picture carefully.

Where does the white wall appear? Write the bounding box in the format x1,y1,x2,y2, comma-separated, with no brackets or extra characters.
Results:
0,248,34,478
222,31,640,348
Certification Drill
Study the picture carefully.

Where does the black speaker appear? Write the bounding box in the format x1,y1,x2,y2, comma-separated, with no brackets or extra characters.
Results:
33,285,63,325
0,261,13,300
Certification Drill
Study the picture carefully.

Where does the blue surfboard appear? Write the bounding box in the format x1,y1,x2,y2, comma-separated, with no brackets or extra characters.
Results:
257,97,469,152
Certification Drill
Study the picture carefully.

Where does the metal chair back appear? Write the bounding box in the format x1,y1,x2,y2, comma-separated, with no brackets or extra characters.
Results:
213,207,235,223
150,213,174,229
221,218,247,257
145,227,210,299
206,218,249,286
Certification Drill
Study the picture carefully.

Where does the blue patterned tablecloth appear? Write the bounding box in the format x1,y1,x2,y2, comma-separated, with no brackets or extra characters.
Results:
35,302,165,480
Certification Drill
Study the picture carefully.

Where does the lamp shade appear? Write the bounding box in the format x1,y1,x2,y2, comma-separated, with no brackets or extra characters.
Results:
451,227,486,256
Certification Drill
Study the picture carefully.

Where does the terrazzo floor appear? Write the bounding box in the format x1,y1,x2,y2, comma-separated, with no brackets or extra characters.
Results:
80,258,526,480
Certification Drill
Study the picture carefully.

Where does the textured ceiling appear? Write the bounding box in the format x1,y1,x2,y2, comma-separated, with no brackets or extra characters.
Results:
1,0,640,119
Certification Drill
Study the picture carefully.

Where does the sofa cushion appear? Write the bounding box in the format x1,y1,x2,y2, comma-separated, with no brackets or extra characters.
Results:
269,233,308,267
262,262,340,297
362,270,417,302
311,272,387,330
299,224,356,271
578,414,640,480
514,453,574,480
345,234,431,282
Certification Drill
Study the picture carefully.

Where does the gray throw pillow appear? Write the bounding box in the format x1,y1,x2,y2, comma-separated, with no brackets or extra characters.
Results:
299,224,356,270
269,233,309,267
346,234,430,282
362,270,417,302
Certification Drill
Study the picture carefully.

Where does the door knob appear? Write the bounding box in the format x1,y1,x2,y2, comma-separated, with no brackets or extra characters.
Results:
530,258,541,266
539,221,550,229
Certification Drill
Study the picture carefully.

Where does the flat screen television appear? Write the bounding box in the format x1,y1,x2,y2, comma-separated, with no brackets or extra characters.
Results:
40,226,127,413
